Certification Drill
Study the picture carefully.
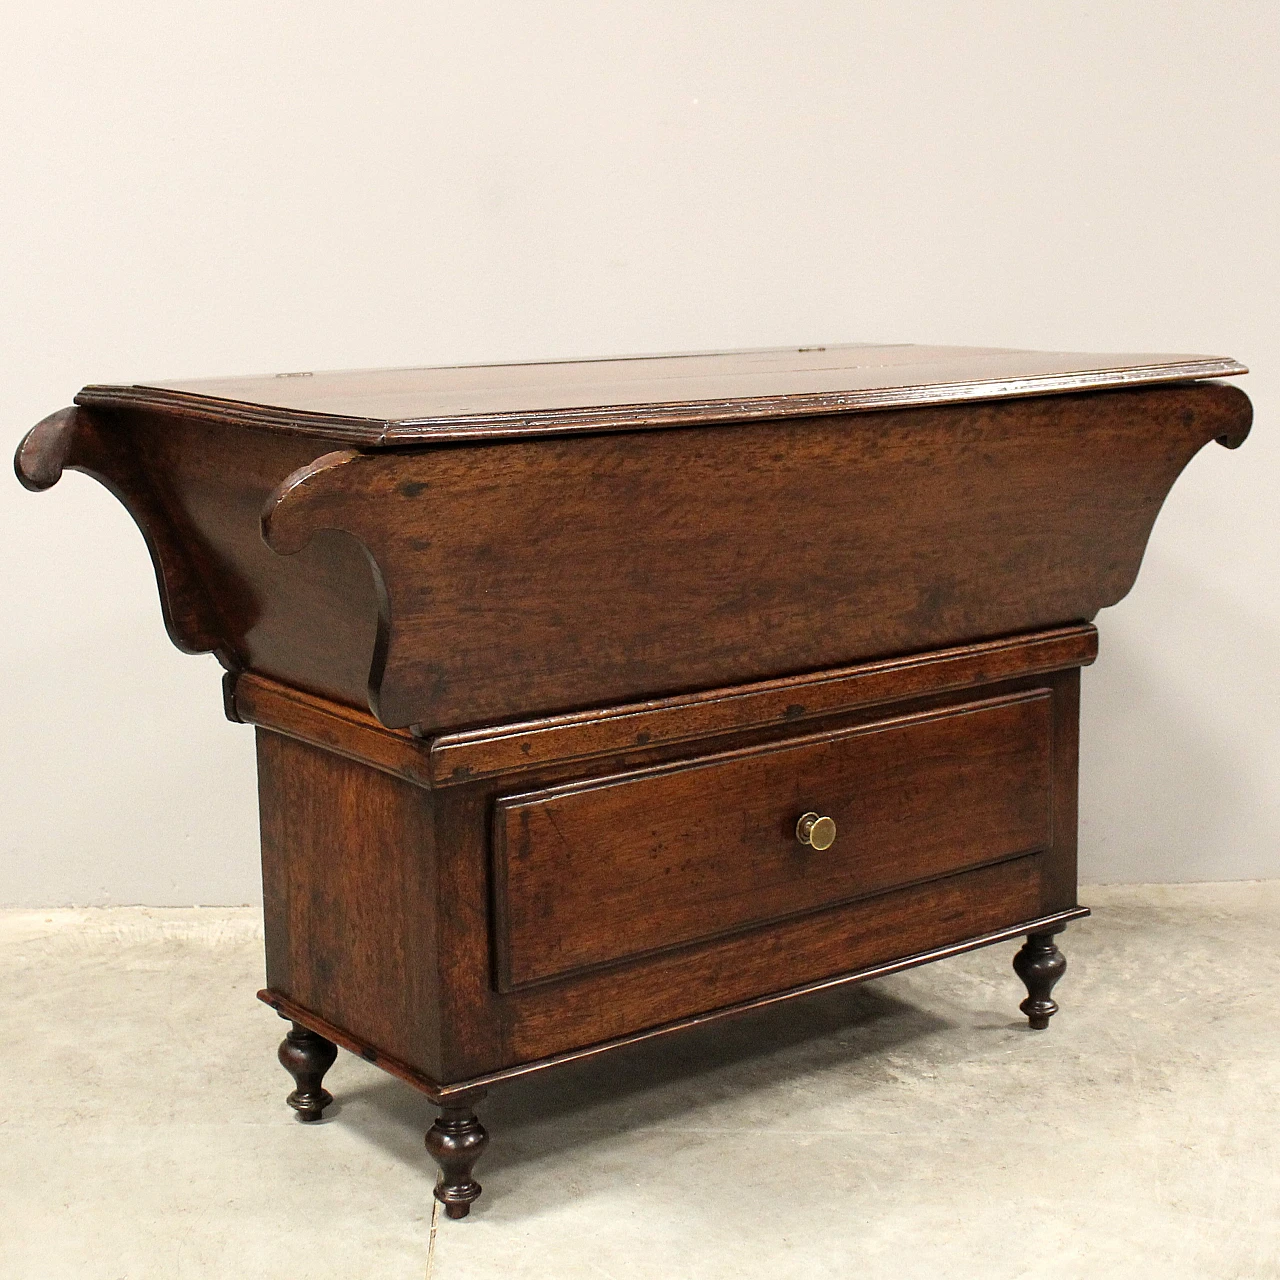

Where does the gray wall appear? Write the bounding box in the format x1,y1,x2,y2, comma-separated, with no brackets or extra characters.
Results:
3,2,1276,905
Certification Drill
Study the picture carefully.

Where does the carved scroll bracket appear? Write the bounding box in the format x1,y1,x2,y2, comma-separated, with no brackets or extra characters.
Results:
15,406,228,657
1211,388,1253,449
261,449,398,724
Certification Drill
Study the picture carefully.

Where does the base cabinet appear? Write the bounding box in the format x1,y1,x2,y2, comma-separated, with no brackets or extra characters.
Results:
246,627,1092,1216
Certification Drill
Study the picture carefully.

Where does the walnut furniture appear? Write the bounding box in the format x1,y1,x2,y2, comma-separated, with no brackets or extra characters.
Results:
16,343,1251,1218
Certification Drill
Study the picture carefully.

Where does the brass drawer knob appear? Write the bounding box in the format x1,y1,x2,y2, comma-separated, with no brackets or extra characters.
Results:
796,812,837,851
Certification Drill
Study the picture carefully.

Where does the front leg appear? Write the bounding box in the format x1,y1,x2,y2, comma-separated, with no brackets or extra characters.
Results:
426,1099,489,1219
1013,926,1069,1030
277,1020,338,1120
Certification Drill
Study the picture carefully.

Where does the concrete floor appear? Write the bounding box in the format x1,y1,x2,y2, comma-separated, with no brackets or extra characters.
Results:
3,884,1279,1279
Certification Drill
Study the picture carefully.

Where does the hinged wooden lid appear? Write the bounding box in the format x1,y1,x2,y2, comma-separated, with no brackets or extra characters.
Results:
75,342,1246,446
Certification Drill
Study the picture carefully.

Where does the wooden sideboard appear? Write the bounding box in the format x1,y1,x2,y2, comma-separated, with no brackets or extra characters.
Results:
15,343,1251,1218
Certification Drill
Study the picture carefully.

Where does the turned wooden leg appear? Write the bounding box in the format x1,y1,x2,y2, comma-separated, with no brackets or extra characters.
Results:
278,1020,338,1121
1013,927,1068,1030
426,1102,489,1219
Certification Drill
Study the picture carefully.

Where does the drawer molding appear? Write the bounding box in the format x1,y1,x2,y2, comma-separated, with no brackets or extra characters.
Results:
430,624,1095,785
226,624,1094,790
495,847,1047,994
493,690,1055,991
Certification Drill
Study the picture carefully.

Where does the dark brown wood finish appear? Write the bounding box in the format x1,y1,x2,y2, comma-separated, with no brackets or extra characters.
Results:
15,344,1251,1220
231,673,433,784
260,384,1250,729
427,624,1098,785
1013,927,1070,1029
504,857,1048,1061
16,353,1249,732
79,342,1245,443
480,666,1083,1069
229,624,1097,786
257,904,1089,1104
277,1020,338,1121
15,407,228,657
15,404,379,705
493,692,1054,990
247,636,1088,1083
256,729,442,1074
426,1104,489,1219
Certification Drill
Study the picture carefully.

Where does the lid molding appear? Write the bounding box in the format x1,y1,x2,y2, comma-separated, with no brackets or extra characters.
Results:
74,343,1247,447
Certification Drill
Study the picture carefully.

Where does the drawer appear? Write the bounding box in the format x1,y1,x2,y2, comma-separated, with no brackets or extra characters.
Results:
492,690,1053,991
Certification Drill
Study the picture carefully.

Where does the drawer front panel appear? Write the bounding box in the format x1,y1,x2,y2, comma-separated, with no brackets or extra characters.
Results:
501,854,1047,1062
493,691,1052,990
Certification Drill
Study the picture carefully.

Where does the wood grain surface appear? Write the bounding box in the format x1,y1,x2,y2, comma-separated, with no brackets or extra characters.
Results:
426,624,1097,785
493,691,1053,989
14,343,1248,1212
18,370,1249,733
257,902,1090,1102
262,383,1249,728
497,854,1048,1059
76,342,1246,444
249,636,1084,1081
228,625,1096,788
256,729,442,1073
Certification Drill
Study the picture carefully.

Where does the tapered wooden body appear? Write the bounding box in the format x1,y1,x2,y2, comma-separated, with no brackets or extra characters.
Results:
16,344,1251,1113
16,346,1250,733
